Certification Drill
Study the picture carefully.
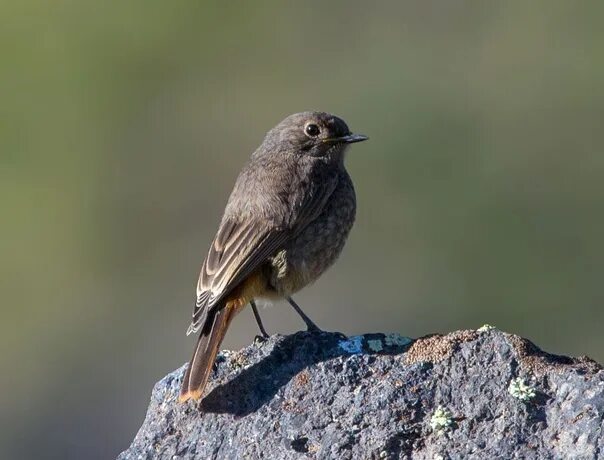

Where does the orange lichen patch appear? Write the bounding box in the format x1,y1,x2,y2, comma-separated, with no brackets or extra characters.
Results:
404,330,478,365
282,399,303,413
231,351,248,369
505,333,602,376
294,370,310,388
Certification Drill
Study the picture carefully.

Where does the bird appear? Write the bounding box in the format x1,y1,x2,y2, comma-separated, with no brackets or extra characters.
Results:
179,111,368,402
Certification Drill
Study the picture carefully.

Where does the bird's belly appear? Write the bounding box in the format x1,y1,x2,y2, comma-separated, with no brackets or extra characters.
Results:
268,180,356,296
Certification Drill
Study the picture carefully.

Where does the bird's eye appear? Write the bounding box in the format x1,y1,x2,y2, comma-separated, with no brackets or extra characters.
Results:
304,123,321,137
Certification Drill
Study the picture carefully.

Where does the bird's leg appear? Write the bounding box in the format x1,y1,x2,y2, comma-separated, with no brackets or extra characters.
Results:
250,299,269,339
287,296,322,332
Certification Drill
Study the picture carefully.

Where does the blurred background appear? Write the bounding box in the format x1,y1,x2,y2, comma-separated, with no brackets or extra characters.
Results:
2,1,603,458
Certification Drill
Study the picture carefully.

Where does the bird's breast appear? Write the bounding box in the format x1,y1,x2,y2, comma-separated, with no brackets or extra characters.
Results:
268,173,356,296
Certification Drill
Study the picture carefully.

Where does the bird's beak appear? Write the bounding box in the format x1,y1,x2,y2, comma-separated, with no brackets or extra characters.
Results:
325,133,369,144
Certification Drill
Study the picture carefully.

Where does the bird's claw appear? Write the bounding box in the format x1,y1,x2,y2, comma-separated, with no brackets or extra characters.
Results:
254,334,269,344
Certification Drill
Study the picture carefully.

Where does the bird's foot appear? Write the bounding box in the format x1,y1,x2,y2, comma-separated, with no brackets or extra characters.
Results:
254,334,269,344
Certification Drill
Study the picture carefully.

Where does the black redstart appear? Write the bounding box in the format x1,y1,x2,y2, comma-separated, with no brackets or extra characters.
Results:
179,111,368,402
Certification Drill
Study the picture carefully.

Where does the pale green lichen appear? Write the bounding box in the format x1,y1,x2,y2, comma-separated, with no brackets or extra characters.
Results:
384,333,413,347
338,336,364,354
508,377,536,402
430,406,453,432
477,324,496,332
367,339,384,352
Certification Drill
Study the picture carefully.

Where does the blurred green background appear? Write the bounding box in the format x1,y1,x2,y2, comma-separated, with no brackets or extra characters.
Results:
2,1,603,458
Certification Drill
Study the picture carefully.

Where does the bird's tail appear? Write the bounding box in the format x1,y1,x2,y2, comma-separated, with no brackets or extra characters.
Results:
179,302,239,402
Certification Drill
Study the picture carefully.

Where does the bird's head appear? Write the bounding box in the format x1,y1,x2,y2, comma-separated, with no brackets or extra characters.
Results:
259,111,368,160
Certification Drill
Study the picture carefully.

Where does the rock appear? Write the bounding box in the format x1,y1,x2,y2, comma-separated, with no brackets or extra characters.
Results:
118,328,604,459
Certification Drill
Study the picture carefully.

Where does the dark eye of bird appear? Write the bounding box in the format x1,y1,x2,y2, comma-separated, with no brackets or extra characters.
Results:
305,123,320,137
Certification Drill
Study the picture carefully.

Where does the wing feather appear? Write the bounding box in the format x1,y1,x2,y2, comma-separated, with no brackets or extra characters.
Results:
187,219,288,334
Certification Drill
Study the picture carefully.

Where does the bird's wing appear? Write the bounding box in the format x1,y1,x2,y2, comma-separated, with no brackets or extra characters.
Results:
187,218,288,334
187,172,340,335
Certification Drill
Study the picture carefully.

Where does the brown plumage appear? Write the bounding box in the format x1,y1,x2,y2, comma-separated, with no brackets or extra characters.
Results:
179,112,368,402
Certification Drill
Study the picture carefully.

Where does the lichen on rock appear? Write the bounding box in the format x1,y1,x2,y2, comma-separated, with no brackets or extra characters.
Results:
430,406,453,432
508,377,537,402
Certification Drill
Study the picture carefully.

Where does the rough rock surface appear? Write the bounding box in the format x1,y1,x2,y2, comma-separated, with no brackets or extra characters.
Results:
119,328,604,459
